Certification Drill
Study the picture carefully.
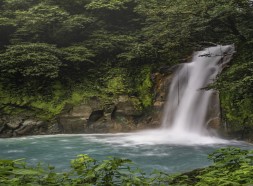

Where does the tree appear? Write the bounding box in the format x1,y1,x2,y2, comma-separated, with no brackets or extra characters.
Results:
14,3,69,44
86,0,132,10
215,43,253,131
56,14,96,46
2,0,40,10
0,16,16,48
0,43,64,80
135,0,253,63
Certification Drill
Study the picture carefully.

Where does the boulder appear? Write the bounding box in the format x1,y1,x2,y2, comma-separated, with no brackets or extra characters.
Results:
153,73,173,105
70,104,92,118
118,95,129,102
88,110,104,124
15,125,34,136
23,119,38,126
206,92,220,118
6,117,23,129
86,118,112,133
58,117,86,133
89,97,103,110
0,124,5,133
104,104,115,114
207,117,221,129
0,117,6,133
47,122,61,134
114,101,136,117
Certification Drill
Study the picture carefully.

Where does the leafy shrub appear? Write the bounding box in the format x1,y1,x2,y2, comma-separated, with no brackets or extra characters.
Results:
1,147,253,186
0,43,64,79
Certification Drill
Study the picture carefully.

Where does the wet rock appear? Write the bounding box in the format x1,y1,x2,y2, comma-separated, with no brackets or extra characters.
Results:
61,103,74,115
70,104,92,118
47,122,61,134
36,121,46,127
0,130,13,138
58,117,86,133
0,125,5,133
207,117,221,129
15,125,34,136
88,110,104,123
89,97,103,110
0,117,6,133
87,118,112,133
23,119,38,126
118,95,129,102
153,73,173,104
207,92,220,117
114,101,136,117
104,104,115,114
153,101,164,110
159,65,181,75
6,117,23,129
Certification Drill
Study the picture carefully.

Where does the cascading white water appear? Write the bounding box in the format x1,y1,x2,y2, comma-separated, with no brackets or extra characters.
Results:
114,45,235,145
98,45,235,146
162,45,235,136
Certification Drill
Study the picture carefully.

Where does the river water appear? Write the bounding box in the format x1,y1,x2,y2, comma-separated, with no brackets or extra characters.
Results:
0,132,251,173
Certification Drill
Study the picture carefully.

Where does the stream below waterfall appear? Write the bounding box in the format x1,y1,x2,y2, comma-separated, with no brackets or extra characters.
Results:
0,133,252,173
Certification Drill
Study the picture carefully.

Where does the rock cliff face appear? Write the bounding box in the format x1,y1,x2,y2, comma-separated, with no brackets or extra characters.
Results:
0,115,51,137
0,94,161,137
0,66,224,138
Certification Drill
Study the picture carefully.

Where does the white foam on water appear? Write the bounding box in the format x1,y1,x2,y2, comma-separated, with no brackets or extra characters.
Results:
7,150,25,153
76,130,229,146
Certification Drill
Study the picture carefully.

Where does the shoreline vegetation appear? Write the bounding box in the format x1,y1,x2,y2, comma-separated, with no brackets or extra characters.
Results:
1,147,253,186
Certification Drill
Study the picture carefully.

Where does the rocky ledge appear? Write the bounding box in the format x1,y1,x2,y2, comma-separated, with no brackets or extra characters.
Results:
0,66,224,138
0,95,161,138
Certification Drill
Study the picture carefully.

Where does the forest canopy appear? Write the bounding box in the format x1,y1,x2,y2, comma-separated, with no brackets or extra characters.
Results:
0,0,252,129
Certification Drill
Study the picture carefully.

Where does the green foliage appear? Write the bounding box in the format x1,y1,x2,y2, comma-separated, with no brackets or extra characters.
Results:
194,147,253,186
70,154,138,185
86,0,132,10
58,14,95,45
214,43,253,132
102,68,130,95
135,67,153,108
0,16,16,47
0,80,101,119
1,147,253,186
86,31,136,63
2,0,40,10
106,76,127,95
99,66,153,109
170,147,253,186
0,43,63,80
0,154,151,185
14,3,69,43
62,45,94,63
135,0,253,64
0,0,252,124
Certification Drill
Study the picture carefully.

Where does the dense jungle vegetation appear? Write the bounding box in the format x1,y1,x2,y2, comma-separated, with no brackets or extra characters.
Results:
0,0,253,130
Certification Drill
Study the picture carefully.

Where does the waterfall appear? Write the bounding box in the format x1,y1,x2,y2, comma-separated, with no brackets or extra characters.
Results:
161,45,235,136
112,45,235,145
